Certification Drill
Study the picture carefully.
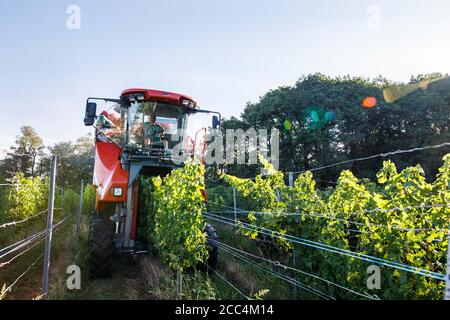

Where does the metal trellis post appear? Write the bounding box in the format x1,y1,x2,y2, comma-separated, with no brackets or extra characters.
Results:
233,188,237,232
76,179,84,236
288,172,294,187
176,269,183,300
445,226,450,300
42,155,57,300
292,247,298,298
60,188,64,213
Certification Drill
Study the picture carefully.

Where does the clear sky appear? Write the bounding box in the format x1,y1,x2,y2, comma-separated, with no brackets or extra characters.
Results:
1,0,450,154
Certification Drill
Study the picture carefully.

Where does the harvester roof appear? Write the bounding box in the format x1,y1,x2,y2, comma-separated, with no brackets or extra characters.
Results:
121,88,197,109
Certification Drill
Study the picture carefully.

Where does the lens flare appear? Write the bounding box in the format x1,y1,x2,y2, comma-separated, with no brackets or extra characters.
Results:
283,119,292,131
303,107,329,131
325,111,335,122
309,111,319,122
362,96,377,109
383,76,447,103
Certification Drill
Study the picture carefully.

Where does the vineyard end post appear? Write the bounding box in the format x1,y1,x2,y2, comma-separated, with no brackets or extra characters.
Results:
76,179,84,236
293,247,298,298
288,172,294,187
176,269,183,300
42,155,57,300
233,188,237,232
444,225,450,300
60,188,64,213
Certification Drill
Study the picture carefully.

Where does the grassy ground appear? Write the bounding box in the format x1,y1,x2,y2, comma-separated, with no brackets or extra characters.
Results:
2,212,311,300
57,244,218,300
209,222,301,300
60,256,152,300
0,211,80,300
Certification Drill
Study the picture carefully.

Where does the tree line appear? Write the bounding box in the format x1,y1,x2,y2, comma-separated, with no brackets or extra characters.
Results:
0,126,94,190
219,73,450,184
2,73,449,189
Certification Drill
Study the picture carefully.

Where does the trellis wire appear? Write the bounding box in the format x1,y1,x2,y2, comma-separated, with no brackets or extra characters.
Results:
203,212,446,281
292,141,450,174
209,239,378,300
214,240,335,300
207,265,251,300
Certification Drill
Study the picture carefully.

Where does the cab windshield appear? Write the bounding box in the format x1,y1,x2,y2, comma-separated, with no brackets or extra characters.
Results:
127,101,188,151
94,104,127,146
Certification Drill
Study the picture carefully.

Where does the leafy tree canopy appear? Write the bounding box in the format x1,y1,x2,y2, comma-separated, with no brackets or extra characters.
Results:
221,73,450,183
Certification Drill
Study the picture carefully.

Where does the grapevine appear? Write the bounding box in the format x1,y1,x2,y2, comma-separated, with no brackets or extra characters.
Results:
215,154,450,299
142,162,209,271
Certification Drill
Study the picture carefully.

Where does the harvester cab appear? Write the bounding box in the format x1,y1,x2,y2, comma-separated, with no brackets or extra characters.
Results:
84,88,220,277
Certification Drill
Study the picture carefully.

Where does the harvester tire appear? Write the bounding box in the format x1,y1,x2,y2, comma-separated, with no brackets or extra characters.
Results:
205,224,218,271
88,214,115,279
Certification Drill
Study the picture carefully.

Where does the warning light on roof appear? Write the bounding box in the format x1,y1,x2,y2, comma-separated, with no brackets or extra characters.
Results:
362,96,377,109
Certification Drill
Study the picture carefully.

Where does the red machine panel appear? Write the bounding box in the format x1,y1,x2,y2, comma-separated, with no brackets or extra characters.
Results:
93,141,128,211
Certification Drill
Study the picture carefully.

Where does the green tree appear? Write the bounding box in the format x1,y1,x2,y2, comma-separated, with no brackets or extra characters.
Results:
226,73,450,184
0,126,44,179
37,134,94,189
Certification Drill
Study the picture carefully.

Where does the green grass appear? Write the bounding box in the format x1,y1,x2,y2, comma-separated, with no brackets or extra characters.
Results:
0,211,80,300
2,208,322,300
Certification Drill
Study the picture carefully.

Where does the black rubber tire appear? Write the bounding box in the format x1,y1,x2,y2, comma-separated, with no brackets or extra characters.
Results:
205,224,218,271
88,213,115,279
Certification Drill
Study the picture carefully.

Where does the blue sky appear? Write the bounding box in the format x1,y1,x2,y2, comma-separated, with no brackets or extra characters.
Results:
1,0,450,153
